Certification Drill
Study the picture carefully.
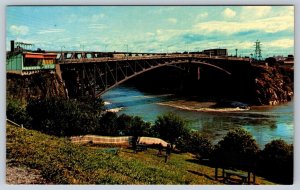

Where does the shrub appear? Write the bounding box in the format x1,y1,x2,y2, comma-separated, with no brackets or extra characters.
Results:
6,97,31,126
258,139,293,184
97,112,119,135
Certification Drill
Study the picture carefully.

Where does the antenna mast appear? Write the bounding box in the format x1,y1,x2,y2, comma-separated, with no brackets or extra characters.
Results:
254,40,262,60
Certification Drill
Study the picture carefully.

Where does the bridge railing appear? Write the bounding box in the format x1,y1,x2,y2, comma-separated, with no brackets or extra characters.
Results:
58,54,192,64
58,53,250,64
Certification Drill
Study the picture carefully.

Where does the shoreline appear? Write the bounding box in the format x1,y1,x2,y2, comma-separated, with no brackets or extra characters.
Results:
157,100,250,112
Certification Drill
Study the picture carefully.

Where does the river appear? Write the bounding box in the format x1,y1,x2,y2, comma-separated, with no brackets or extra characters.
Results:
102,85,294,149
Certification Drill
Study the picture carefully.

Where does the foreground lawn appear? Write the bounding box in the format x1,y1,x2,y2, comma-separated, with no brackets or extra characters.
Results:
6,124,274,184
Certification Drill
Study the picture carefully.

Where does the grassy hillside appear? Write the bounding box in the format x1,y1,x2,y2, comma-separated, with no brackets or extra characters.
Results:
6,124,275,185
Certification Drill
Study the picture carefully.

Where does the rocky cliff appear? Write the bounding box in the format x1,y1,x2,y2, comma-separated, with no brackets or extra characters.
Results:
251,65,293,105
7,72,68,101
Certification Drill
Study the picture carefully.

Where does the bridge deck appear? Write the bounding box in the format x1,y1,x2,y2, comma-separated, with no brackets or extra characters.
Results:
58,54,250,64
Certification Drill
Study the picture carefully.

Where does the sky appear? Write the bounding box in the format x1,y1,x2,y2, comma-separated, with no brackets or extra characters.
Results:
6,6,294,57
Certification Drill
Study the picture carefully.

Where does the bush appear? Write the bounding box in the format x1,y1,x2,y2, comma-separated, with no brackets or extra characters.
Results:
189,132,213,159
213,128,259,168
27,97,102,136
258,139,293,184
130,116,152,137
153,112,190,147
6,97,31,126
97,112,119,135
116,114,152,137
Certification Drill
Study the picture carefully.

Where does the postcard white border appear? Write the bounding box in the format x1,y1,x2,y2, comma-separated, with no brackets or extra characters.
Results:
0,1,298,190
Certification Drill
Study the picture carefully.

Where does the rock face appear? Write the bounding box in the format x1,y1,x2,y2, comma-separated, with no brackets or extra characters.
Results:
7,72,68,101
251,65,293,105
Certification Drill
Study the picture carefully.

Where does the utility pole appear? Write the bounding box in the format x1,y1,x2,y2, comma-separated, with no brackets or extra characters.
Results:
235,49,238,57
60,46,65,61
125,44,128,59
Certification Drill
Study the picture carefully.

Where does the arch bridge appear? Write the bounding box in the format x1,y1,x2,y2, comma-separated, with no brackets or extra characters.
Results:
56,52,251,98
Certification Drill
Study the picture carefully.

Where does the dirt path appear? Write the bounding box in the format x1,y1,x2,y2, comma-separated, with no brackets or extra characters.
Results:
6,164,47,184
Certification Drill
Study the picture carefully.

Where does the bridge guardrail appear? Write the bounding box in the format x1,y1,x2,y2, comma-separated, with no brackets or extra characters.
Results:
58,54,250,64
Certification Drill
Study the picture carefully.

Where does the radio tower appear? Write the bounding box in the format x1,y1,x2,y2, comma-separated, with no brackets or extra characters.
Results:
254,40,262,60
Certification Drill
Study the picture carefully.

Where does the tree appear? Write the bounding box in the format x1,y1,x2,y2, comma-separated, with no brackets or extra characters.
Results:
153,112,190,147
116,114,151,137
187,132,213,159
116,114,133,135
259,139,293,184
265,57,277,66
130,116,151,137
213,128,259,169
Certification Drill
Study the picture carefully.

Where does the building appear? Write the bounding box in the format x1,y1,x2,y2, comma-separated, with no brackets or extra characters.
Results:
202,48,228,57
6,41,57,75
283,55,294,65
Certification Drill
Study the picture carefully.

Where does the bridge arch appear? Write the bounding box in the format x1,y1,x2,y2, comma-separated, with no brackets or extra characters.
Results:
96,60,232,97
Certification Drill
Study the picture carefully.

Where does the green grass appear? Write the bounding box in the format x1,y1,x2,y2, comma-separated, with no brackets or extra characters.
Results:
6,124,275,184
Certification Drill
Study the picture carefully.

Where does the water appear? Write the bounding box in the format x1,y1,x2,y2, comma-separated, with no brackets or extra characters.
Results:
102,85,294,149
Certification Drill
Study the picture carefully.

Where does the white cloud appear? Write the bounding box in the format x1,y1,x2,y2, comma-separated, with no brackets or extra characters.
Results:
223,8,236,18
149,7,176,15
68,14,78,23
90,13,105,22
193,15,293,34
67,13,105,23
167,18,177,24
37,28,65,34
241,6,272,19
278,6,294,16
156,29,187,42
10,25,29,36
88,24,107,30
197,12,208,20
146,32,155,37
264,39,294,49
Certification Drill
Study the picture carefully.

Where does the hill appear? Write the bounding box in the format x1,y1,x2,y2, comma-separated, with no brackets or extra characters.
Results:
6,123,274,185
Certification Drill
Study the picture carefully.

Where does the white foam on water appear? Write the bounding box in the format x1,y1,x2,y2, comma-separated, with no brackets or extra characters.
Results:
104,101,111,105
107,107,123,113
